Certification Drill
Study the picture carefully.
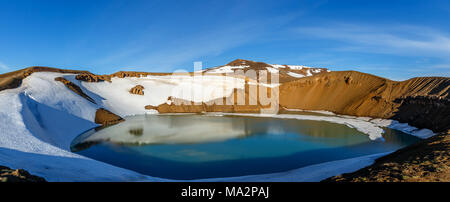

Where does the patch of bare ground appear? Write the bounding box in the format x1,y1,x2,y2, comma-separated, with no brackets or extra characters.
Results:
324,130,450,182
75,73,111,82
129,85,145,95
0,165,46,182
94,108,124,126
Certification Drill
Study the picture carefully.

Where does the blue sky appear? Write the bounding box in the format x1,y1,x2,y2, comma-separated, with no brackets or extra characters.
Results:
0,0,449,80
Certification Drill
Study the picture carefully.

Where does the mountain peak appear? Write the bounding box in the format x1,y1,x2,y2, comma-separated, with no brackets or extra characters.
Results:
226,59,271,69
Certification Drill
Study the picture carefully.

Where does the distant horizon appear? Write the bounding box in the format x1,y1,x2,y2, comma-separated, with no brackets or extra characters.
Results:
1,0,449,81
6,59,447,82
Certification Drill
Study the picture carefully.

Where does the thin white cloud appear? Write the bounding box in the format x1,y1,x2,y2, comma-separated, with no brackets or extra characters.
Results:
92,26,252,72
128,22,258,70
0,61,10,72
92,13,295,72
430,64,450,69
295,23,450,58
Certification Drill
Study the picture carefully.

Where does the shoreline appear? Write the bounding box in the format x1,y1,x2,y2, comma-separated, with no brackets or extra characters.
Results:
0,111,437,182
324,130,449,182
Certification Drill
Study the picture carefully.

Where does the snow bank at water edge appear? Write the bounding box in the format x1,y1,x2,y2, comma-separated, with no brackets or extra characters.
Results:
283,108,336,115
222,113,386,141
281,109,436,139
195,152,389,182
369,119,435,139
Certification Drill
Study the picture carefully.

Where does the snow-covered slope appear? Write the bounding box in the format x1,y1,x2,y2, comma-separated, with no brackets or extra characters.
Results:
0,72,251,181
0,71,435,182
0,73,157,181
204,65,249,73
202,59,328,79
78,74,245,117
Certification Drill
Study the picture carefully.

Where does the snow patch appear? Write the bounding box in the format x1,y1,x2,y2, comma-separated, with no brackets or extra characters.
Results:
271,64,286,69
287,72,306,78
265,67,279,73
207,65,249,73
370,119,435,139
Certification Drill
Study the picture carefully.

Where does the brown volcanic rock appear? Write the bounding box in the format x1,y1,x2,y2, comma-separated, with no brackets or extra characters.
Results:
150,101,261,114
75,71,173,83
145,105,157,110
203,59,328,83
146,85,275,114
109,71,171,78
279,71,450,132
392,96,450,132
226,59,272,71
94,108,124,126
75,73,111,82
0,66,89,91
130,85,145,95
280,71,392,117
54,77,96,103
0,165,46,182
324,130,450,182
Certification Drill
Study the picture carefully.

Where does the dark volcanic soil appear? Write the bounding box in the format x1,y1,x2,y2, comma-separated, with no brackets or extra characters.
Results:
0,166,46,182
324,130,450,182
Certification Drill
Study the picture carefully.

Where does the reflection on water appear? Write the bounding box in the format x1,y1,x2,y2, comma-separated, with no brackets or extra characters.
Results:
71,114,420,180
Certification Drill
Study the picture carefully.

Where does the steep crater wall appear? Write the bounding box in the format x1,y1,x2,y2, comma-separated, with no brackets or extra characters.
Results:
279,71,449,132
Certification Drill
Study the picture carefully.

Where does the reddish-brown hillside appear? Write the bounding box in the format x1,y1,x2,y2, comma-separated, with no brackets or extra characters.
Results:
279,71,449,132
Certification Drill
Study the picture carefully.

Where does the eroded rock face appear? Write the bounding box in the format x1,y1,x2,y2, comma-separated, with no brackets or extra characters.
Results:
75,73,111,82
0,165,47,182
145,87,275,114
145,105,157,110
94,108,124,126
130,85,145,95
109,71,168,78
392,96,450,132
279,71,450,132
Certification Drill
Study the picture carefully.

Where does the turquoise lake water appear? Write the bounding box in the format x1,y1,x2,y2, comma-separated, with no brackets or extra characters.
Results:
71,114,420,180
